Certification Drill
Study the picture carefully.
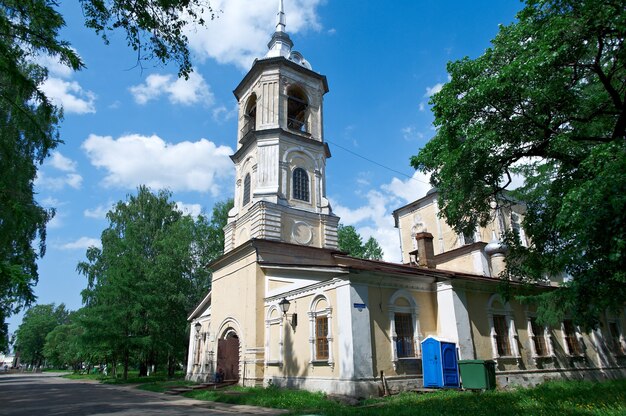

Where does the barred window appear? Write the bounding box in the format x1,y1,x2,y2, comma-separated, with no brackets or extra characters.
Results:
395,313,415,357
315,316,329,360
563,319,582,355
243,174,251,206
493,315,512,356
530,317,548,357
292,168,309,201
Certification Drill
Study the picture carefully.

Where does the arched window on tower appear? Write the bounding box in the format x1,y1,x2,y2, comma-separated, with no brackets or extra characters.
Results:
243,94,257,137
292,168,309,202
243,174,251,206
287,86,308,133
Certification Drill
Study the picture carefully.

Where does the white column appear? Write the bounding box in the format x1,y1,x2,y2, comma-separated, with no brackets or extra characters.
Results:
436,281,475,360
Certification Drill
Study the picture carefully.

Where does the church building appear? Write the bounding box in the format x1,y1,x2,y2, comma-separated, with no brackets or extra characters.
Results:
186,3,626,396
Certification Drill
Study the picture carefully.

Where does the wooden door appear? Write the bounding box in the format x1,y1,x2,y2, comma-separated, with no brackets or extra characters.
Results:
217,336,240,381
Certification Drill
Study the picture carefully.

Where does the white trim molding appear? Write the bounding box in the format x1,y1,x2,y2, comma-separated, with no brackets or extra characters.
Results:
486,294,521,366
388,289,421,370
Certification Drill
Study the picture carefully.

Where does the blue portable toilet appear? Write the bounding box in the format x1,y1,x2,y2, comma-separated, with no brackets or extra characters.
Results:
421,336,460,388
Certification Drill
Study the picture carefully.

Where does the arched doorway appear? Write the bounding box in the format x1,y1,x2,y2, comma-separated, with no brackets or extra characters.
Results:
217,329,240,381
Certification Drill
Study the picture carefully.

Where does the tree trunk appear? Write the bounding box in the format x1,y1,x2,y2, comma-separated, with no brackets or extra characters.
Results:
123,350,129,380
139,360,148,377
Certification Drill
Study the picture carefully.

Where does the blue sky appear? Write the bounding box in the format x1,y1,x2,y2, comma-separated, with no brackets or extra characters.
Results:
8,0,524,334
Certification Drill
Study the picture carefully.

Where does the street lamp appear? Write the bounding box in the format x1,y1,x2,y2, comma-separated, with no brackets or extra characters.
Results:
195,322,202,338
278,298,297,330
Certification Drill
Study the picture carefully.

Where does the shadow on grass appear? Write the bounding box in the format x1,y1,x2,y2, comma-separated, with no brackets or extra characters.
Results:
184,379,626,416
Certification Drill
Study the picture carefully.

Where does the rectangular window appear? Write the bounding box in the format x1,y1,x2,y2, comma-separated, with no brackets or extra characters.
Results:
493,315,512,356
395,313,415,357
315,316,329,360
609,322,624,355
530,318,548,357
563,320,582,355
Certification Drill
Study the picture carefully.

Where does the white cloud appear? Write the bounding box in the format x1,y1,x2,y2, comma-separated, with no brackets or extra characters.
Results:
331,171,432,262
35,52,75,79
419,102,425,112
381,171,432,204
212,104,238,122
129,72,214,106
32,51,97,115
401,126,425,141
40,78,96,114
425,82,444,97
185,0,324,69
58,237,101,251
82,133,234,194
84,203,113,220
35,151,83,190
176,202,204,217
49,151,78,172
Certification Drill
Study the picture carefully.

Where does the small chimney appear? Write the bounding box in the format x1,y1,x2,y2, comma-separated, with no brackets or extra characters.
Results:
413,232,435,268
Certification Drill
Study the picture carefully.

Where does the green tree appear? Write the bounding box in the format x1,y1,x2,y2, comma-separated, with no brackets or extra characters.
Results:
14,303,69,367
77,188,230,378
43,319,84,370
411,0,625,328
0,0,213,351
337,224,384,260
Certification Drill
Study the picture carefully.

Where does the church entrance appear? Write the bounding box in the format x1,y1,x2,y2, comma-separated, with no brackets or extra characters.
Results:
217,330,240,381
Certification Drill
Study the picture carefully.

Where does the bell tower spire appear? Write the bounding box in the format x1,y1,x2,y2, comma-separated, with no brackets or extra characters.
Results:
276,0,286,33
223,3,339,253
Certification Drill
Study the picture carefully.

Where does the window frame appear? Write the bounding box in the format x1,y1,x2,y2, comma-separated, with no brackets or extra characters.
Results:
264,305,284,366
292,167,310,202
388,289,421,370
243,173,251,206
308,295,333,367
561,319,584,356
608,320,626,355
486,294,520,364
527,316,554,361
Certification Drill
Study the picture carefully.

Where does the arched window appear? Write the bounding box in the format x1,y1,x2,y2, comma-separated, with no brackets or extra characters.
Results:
308,294,333,366
243,174,251,206
287,86,308,132
486,294,520,363
243,94,257,136
292,168,309,202
388,289,421,369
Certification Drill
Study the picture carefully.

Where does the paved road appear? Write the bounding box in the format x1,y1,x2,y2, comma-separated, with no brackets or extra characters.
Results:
0,372,284,415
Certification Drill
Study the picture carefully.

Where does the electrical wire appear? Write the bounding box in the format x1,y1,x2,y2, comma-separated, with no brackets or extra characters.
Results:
326,139,431,185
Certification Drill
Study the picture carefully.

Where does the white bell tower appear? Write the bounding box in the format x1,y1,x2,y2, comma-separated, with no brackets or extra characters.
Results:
223,0,339,253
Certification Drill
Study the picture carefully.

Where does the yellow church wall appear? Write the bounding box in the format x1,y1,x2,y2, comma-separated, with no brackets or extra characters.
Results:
263,287,339,381
210,248,266,382
436,255,475,275
368,286,437,377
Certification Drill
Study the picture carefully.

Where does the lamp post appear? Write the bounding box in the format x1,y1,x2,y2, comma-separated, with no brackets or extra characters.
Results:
279,298,297,329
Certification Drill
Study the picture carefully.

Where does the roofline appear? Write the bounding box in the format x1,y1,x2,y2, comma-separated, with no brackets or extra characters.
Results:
233,56,329,100
188,290,211,321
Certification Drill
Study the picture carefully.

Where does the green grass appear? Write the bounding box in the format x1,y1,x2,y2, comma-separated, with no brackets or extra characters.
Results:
183,379,626,416
64,370,186,385
137,380,197,393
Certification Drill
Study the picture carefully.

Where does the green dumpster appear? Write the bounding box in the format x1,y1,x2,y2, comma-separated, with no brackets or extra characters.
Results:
458,360,496,390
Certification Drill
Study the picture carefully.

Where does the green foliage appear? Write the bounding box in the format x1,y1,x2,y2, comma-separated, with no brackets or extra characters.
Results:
337,225,384,260
0,0,213,352
43,320,84,370
76,188,231,379
411,0,626,328
0,0,82,352
80,0,214,78
14,303,69,365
